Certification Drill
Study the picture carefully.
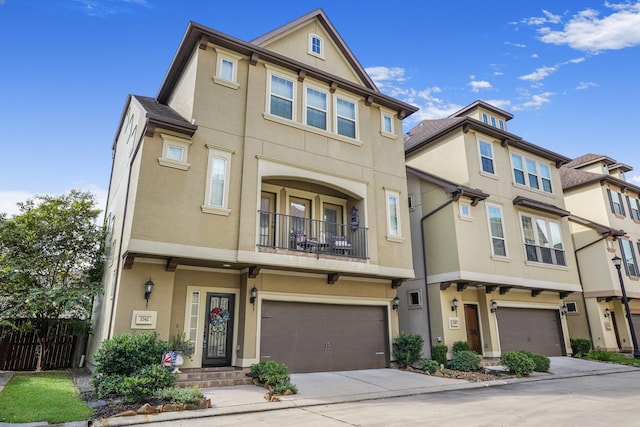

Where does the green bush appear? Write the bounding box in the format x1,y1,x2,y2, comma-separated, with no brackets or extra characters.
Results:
155,386,204,404
586,350,615,361
392,333,424,368
418,359,440,374
570,338,592,357
448,350,481,371
118,364,173,402
452,341,470,354
249,361,297,395
93,332,168,377
431,344,448,366
501,351,535,376
519,351,550,372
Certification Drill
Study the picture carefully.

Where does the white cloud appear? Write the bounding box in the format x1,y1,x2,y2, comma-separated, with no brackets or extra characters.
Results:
531,53,539,58
577,81,599,90
365,66,406,86
71,0,150,16
0,191,34,217
538,2,640,53
522,9,563,26
505,41,527,48
520,65,557,81
630,175,640,184
469,80,493,93
513,92,554,110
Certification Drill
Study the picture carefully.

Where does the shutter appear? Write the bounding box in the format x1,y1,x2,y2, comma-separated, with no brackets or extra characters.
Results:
607,189,615,214
620,240,630,275
621,193,626,216
627,196,634,219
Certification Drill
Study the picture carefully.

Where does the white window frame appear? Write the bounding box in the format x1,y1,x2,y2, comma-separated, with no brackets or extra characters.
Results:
202,145,234,216
213,48,242,89
304,85,329,131
334,93,358,140
478,139,495,175
511,153,553,194
158,133,192,170
459,202,472,220
380,109,395,138
628,195,640,221
608,188,625,216
499,120,505,130
486,203,508,258
266,68,296,121
308,33,324,59
482,113,489,124
620,239,639,277
384,188,403,241
519,213,566,267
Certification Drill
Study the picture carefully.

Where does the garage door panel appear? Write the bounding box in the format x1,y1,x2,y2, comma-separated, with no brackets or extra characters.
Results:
260,301,388,373
497,307,565,356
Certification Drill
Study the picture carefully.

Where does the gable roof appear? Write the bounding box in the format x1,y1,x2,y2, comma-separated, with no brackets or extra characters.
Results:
250,8,377,91
406,165,489,205
450,100,514,121
564,153,632,172
560,162,640,193
156,15,417,119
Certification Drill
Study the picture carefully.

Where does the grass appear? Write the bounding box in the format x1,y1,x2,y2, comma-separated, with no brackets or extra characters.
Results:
0,371,92,423
585,350,640,367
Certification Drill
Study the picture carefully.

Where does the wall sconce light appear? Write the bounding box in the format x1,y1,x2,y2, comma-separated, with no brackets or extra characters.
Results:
604,308,611,318
392,296,400,310
561,303,569,316
490,300,498,313
144,278,154,307
451,297,459,315
250,286,258,304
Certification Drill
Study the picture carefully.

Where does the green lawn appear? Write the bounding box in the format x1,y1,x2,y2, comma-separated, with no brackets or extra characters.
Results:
0,371,92,423
585,350,640,366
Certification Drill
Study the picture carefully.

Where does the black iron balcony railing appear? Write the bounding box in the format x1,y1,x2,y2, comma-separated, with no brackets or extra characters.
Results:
257,211,368,259
524,243,566,266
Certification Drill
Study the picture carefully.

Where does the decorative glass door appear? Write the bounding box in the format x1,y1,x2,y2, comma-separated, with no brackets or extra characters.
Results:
203,293,234,366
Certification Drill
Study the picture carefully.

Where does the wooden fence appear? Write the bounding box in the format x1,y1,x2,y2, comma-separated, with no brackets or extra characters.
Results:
0,319,86,371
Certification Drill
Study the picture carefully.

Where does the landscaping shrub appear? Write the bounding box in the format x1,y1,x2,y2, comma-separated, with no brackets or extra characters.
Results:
431,344,448,366
249,361,297,395
518,350,550,372
586,350,615,361
118,364,173,402
448,350,481,371
93,332,168,377
452,340,470,354
501,351,535,376
570,338,592,357
418,359,440,374
392,333,424,368
155,386,204,404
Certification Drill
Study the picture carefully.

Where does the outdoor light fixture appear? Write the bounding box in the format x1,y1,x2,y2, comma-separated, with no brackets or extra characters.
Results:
611,255,640,358
451,297,459,314
604,308,611,318
250,286,258,304
490,300,498,314
392,296,400,310
561,303,569,316
144,278,155,307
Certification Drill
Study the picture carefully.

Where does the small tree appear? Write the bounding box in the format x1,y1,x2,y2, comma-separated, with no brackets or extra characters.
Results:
0,190,104,370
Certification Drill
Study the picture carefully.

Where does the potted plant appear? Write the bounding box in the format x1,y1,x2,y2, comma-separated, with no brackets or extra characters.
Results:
167,330,194,373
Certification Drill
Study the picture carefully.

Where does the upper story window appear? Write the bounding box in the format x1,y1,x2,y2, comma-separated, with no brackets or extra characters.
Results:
214,48,241,89
607,189,625,216
511,154,553,194
269,74,295,120
305,87,328,130
628,195,640,221
498,120,505,130
482,113,488,124
487,204,507,257
520,214,566,266
490,117,497,127
479,140,495,174
384,188,402,240
202,145,234,216
620,239,639,276
308,34,324,58
336,97,357,139
381,109,395,138
158,133,192,171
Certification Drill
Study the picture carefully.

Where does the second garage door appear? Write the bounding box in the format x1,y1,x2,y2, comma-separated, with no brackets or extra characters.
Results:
260,301,388,373
497,307,565,356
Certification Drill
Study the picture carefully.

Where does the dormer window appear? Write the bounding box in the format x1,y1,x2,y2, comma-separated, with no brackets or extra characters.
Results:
308,34,324,58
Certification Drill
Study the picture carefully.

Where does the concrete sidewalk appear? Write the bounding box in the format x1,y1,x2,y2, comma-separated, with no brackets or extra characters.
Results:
93,357,639,426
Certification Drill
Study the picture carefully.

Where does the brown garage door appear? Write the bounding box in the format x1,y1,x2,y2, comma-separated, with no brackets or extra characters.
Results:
260,301,388,373
632,314,640,346
497,307,565,356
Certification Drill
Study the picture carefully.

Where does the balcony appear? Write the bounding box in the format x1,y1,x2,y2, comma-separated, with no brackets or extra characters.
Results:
257,211,368,259
525,244,566,266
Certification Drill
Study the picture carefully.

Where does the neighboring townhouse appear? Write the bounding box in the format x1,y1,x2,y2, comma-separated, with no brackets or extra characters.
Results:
561,154,640,353
87,9,418,373
399,100,581,359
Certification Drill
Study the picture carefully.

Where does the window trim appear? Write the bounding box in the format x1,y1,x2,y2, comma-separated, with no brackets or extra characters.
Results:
308,33,324,59
459,201,473,220
478,139,495,175
384,188,403,241
486,203,508,258
334,93,358,140
519,213,567,267
266,67,297,121
628,195,640,221
213,48,242,89
304,84,329,131
407,289,423,309
380,108,396,139
158,133,193,170
511,153,554,194
607,188,626,217
620,239,639,277
202,144,234,216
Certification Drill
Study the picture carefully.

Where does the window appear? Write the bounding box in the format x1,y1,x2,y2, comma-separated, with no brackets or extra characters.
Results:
336,97,357,138
380,109,395,137
482,113,489,124
620,239,639,276
520,214,566,266
385,189,402,239
511,154,553,193
407,289,423,309
308,34,323,57
202,145,233,215
460,202,472,219
607,189,625,216
628,196,640,221
383,115,393,133
269,74,294,120
491,117,497,127
188,292,200,351
499,120,505,130
408,193,415,210
564,301,578,314
479,140,495,174
213,49,241,89
158,134,192,170
305,87,327,130
487,204,507,257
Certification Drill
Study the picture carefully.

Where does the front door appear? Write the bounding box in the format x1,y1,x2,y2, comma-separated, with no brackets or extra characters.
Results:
203,293,235,366
464,304,482,354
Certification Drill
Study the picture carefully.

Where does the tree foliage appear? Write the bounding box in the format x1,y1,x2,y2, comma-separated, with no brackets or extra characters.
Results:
0,190,104,368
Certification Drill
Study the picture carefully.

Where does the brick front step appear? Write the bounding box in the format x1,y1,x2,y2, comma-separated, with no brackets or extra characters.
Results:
480,357,502,367
174,367,253,388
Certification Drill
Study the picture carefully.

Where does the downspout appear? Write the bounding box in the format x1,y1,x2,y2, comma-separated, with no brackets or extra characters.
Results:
420,189,464,353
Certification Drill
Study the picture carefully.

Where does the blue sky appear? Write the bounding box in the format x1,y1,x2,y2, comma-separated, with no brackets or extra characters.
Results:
1,0,640,216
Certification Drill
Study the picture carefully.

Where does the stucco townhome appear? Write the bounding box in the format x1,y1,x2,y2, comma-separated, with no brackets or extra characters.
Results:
399,100,581,359
561,154,640,353
87,9,418,373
